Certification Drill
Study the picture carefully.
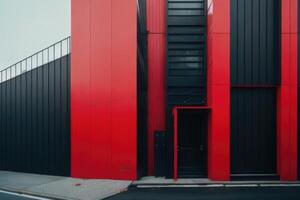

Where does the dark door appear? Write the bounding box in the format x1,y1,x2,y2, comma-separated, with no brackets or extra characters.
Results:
178,110,207,178
231,89,277,180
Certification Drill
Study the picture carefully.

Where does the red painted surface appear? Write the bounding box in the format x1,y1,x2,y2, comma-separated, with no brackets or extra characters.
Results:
172,107,212,180
71,0,137,180
70,0,299,181
277,0,298,181
146,0,166,175
207,0,230,181
147,0,166,34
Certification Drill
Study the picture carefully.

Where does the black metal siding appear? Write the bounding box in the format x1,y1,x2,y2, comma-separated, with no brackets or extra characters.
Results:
167,0,207,106
0,55,70,176
231,88,277,175
137,0,148,179
231,0,281,85
165,0,207,179
154,131,166,177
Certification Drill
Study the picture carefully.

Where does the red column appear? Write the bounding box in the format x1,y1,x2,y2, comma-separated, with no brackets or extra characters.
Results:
146,0,166,175
71,0,137,180
277,0,298,181
207,0,230,181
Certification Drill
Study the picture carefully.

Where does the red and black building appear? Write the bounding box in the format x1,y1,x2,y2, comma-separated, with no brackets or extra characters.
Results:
0,0,299,181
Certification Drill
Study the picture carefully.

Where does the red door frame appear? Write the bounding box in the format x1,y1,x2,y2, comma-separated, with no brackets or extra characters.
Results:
173,106,211,180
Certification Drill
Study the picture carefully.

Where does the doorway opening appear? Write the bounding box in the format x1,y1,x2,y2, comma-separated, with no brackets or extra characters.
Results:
174,108,209,179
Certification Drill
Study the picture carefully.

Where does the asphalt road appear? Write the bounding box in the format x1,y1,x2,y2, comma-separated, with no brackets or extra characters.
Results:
107,185,300,200
1,185,300,200
0,190,51,200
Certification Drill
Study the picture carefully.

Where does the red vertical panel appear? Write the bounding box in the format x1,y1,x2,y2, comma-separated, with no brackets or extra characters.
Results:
207,0,230,181
147,35,166,175
209,0,230,33
71,0,92,178
290,33,298,178
71,0,137,180
147,0,166,33
90,0,112,178
278,0,298,181
111,0,137,180
291,0,298,33
281,0,291,34
147,0,166,175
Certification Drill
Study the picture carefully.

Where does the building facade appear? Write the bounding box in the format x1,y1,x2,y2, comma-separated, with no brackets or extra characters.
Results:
0,0,299,181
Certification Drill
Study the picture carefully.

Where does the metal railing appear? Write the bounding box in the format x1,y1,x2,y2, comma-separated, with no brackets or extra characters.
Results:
0,36,71,83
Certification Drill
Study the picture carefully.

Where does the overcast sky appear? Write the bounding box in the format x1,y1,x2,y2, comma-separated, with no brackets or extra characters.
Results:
0,0,70,70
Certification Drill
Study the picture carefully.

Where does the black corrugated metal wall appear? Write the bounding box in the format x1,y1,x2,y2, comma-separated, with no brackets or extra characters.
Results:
231,89,277,175
0,55,70,176
230,0,280,179
137,0,148,179
231,0,280,85
167,0,206,106
166,0,207,178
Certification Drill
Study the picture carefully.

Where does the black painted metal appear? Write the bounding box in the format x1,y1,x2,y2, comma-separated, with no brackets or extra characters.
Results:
178,110,208,178
0,38,70,176
231,0,281,86
166,0,207,178
137,0,148,179
0,51,70,176
230,0,280,180
166,109,175,178
231,88,277,177
167,0,207,106
231,174,279,181
154,131,166,177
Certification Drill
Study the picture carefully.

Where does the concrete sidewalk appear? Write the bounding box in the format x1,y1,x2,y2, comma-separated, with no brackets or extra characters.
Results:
0,171,131,200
